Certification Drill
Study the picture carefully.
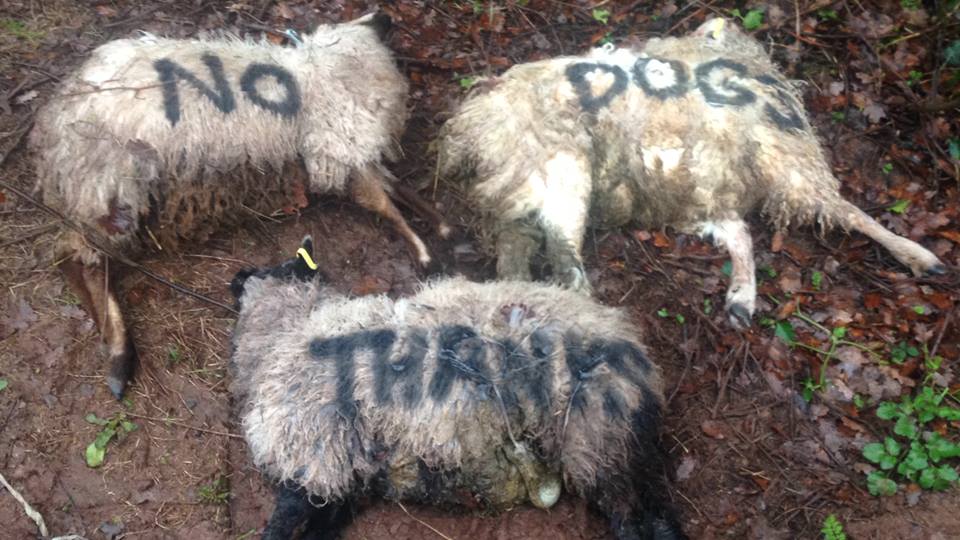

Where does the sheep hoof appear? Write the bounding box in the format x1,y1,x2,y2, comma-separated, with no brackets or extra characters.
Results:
726,303,752,330
926,263,947,276
106,347,138,400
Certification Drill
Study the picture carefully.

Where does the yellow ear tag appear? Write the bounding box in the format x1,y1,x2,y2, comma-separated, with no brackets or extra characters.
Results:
713,18,725,35
296,247,318,270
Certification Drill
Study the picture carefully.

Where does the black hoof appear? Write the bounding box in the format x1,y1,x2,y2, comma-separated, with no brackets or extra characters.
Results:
927,263,948,276
107,345,138,400
726,304,752,330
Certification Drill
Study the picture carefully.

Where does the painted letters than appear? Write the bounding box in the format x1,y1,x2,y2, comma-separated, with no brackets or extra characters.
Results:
154,53,235,126
239,63,302,119
632,57,689,100
694,58,756,107
565,62,630,114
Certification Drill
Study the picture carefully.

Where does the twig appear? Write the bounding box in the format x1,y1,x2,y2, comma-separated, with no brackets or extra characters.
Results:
123,412,243,439
0,471,49,537
396,502,454,540
0,223,56,249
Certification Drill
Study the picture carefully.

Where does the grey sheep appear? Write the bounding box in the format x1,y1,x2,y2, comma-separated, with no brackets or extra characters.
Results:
438,17,946,328
230,236,685,540
29,13,441,398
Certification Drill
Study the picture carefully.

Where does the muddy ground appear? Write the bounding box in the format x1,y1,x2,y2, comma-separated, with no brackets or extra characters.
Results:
1,0,959,539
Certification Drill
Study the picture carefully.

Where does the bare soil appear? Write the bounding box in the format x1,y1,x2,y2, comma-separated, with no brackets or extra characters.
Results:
1,1,959,539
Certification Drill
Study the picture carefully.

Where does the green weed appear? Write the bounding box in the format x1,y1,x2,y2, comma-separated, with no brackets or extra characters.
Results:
0,18,45,41
84,412,137,468
197,475,231,504
730,8,764,30
592,8,611,25
821,514,847,540
862,386,960,495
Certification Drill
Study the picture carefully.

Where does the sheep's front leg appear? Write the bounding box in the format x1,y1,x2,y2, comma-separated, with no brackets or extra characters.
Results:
538,151,593,292
263,484,351,540
495,217,543,282
59,257,138,398
347,164,432,267
697,219,756,329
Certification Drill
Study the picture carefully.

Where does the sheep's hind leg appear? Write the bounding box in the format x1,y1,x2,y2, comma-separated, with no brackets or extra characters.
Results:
390,183,453,239
696,219,756,329
825,199,946,276
538,151,592,292
350,164,432,267
59,256,138,399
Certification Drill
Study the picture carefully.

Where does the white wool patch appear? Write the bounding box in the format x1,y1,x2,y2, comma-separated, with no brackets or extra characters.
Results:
641,146,684,175
588,46,638,75
642,59,677,90
539,152,590,243
81,42,138,85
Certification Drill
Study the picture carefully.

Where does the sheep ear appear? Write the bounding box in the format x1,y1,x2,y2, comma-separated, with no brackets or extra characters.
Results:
355,12,391,41
230,268,257,300
295,235,319,276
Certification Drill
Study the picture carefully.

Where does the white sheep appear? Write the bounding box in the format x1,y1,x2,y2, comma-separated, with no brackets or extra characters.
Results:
230,237,685,540
29,12,438,398
438,17,946,328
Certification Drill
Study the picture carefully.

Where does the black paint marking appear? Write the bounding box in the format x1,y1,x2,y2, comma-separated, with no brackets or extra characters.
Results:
374,329,427,408
240,63,302,119
565,62,629,113
631,57,690,100
588,339,651,387
754,75,805,131
498,332,554,413
430,325,491,402
309,329,397,419
694,58,756,107
154,54,235,126
526,329,555,411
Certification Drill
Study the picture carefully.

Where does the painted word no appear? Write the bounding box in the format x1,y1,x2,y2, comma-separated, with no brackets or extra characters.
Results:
154,53,301,126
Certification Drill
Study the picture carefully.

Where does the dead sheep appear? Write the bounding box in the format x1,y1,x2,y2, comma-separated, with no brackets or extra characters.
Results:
29,12,442,398
230,236,685,540
438,17,946,328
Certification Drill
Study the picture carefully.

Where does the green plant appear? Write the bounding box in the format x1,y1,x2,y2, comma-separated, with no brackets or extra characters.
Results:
730,8,764,30
862,386,960,495
656,308,685,325
889,340,920,364
821,514,847,540
887,199,909,213
0,379,7,392
811,270,824,290
0,18,45,41
592,8,611,25
84,412,137,468
906,70,923,86
881,163,894,175
770,305,883,401
949,138,960,160
817,9,839,21
946,41,960,66
901,0,921,9
831,111,846,123
197,475,231,504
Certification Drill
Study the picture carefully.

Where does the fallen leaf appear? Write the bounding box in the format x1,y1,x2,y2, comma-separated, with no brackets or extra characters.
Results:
652,231,671,248
770,231,784,252
701,420,726,439
676,456,697,481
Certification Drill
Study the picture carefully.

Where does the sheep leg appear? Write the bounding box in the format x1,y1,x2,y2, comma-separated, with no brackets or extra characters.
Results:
495,218,543,281
350,165,432,266
263,484,350,540
696,219,756,329
538,151,593,292
59,258,138,399
390,183,453,239
824,199,946,276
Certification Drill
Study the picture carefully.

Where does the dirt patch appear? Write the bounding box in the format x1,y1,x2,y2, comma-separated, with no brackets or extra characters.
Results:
2,1,959,539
